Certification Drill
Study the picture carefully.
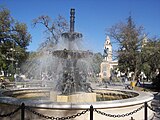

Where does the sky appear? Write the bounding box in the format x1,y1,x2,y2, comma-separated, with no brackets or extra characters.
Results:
0,0,160,53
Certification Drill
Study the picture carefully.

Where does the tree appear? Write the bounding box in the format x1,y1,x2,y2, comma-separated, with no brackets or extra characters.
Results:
0,7,31,76
32,15,69,50
141,38,160,80
20,15,69,78
107,16,144,81
92,53,103,75
152,68,160,91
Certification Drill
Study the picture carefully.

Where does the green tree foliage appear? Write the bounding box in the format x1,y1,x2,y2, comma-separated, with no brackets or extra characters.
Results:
0,7,31,76
152,68,160,91
141,38,160,88
107,16,160,85
107,16,144,80
92,53,103,74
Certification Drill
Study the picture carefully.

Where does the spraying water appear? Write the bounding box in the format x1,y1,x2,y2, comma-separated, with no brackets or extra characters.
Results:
22,9,96,95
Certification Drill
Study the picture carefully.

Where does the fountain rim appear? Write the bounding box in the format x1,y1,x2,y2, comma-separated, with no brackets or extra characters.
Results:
0,88,153,110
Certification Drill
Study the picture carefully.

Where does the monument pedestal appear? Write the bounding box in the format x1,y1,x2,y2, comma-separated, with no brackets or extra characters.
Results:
100,61,111,81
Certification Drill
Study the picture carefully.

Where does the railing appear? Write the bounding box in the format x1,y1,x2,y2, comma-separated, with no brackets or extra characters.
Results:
0,102,159,120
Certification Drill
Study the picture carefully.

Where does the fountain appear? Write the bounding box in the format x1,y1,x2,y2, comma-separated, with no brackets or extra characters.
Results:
0,9,154,120
51,9,93,95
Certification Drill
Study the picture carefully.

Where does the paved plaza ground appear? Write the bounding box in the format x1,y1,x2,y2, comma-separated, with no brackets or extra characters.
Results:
151,92,160,120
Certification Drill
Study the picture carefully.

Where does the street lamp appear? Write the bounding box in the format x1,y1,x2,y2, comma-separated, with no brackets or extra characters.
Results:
10,48,15,76
15,61,20,74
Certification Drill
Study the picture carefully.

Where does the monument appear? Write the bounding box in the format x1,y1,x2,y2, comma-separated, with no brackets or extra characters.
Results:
100,36,118,80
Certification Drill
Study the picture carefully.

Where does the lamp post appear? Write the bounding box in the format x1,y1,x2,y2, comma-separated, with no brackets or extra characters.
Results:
10,47,15,76
15,61,18,74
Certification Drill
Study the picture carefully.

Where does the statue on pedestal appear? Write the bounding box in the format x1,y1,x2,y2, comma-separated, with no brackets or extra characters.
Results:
103,47,109,61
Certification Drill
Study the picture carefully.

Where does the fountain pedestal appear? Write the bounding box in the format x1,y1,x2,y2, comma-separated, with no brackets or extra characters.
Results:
50,91,96,102
68,92,96,102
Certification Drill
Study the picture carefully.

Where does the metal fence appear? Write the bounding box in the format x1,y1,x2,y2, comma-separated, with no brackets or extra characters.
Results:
0,102,159,120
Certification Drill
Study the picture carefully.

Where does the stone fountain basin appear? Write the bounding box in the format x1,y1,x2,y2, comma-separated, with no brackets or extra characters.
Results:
0,88,153,109
0,88,154,120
